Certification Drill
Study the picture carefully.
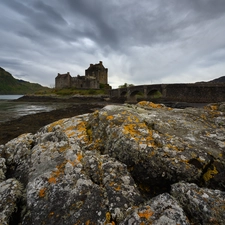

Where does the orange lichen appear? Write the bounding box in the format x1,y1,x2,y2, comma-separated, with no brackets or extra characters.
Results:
48,177,57,184
114,185,121,191
65,125,77,138
48,161,67,184
76,152,83,162
123,122,155,147
66,131,76,138
105,212,111,224
138,207,154,220
106,115,114,120
49,212,54,217
204,104,218,111
109,182,115,186
200,114,207,120
47,119,65,132
39,187,47,198
138,101,164,109
165,144,180,152
76,121,88,132
203,165,218,182
59,145,69,152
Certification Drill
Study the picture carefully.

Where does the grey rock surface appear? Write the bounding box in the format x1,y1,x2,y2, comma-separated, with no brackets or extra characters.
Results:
0,101,225,224
121,193,190,225
171,182,225,225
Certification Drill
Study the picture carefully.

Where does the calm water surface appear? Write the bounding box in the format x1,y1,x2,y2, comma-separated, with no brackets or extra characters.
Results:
0,95,73,123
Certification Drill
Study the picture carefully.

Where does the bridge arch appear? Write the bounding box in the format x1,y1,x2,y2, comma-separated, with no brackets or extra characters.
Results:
147,89,162,99
127,89,144,103
109,84,166,102
120,90,127,97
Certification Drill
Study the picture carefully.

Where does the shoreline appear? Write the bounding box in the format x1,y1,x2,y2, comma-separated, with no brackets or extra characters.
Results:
13,94,114,103
0,95,211,145
14,94,209,107
0,103,106,145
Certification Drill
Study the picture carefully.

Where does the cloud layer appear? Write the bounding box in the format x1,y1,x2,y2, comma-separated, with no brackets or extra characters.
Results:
0,0,225,88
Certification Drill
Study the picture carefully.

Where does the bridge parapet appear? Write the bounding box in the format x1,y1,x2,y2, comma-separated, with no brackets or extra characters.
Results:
109,83,225,103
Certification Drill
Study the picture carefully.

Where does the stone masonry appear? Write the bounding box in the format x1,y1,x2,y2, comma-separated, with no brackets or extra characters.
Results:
55,61,108,89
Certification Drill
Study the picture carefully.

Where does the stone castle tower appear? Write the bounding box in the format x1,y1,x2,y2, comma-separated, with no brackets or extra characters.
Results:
85,61,108,84
55,61,108,89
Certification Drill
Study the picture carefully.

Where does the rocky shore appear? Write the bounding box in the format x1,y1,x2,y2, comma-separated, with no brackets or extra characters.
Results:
0,103,105,145
0,101,225,224
0,94,206,146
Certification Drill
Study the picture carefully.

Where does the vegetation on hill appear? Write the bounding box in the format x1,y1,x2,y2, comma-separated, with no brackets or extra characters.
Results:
0,67,50,94
209,76,225,83
46,88,107,96
35,83,111,96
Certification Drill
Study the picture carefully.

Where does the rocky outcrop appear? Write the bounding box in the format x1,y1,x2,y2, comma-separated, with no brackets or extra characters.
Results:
0,101,225,224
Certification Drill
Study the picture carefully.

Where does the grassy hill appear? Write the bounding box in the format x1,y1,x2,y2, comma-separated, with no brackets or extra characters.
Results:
209,76,225,83
0,67,50,94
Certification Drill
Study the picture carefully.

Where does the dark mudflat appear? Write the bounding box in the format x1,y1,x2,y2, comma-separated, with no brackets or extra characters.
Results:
0,94,208,145
0,103,103,145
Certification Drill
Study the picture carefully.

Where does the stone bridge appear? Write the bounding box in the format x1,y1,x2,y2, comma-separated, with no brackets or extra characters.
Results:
109,83,225,103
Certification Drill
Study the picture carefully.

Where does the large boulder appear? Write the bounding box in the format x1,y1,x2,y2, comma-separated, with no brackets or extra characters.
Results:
171,182,225,224
0,101,225,224
88,102,225,192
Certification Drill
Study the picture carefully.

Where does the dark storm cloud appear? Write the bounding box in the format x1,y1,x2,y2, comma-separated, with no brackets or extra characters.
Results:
63,0,119,50
0,0,225,87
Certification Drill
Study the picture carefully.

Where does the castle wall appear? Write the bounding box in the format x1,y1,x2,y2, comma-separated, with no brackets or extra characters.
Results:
85,61,108,84
55,61,108,89
71,76,99,89
55,73,71,89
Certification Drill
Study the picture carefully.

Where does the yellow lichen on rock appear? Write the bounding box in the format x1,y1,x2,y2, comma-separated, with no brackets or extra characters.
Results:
47,119,65,132
49,212,54,217
138,101,164,109
76,152,83,162
203,165,218,182
122,121,155,147
48,161,67,184
104,212,111,224
204,104,218,111
86,127,93,141
106,115,114,120
39,187,47,198
65,120,92,143
59,144,69,153
138,206,154,220
64,125,77,138
113,185,121,191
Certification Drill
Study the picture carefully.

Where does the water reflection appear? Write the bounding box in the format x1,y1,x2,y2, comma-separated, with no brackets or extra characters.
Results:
0,101,74,123
0,95,23,100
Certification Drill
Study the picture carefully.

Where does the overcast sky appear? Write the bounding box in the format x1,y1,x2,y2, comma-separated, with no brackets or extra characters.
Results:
1,0,225,88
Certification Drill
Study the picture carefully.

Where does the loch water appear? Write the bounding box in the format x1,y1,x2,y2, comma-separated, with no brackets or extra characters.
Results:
0,95,73,123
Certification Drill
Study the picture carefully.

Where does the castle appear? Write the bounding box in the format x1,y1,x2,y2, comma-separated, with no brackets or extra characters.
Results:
55,61,108,89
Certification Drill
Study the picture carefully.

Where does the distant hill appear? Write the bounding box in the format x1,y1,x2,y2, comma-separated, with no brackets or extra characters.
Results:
0,67,50,94
208,76,225,83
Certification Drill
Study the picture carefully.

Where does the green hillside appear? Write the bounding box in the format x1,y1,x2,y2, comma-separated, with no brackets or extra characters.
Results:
0,67,50,94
